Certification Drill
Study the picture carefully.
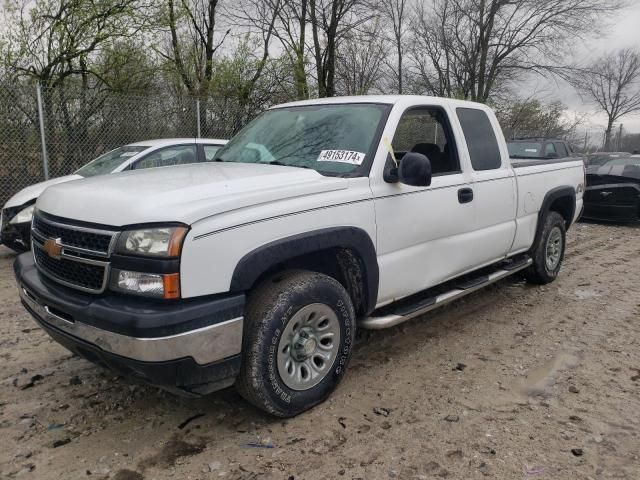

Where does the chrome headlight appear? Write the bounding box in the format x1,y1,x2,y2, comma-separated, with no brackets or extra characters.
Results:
116,226,187,257
10,204,35,224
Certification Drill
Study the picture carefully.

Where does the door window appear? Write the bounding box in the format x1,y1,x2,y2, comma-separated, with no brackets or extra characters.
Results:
392,107,460,175
133,145,197,170
203,145,223,161
456,108,501,170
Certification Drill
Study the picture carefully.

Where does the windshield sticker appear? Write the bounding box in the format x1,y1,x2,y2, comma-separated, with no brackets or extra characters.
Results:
525,148,538,153
120,152,139,157
317,150,366,165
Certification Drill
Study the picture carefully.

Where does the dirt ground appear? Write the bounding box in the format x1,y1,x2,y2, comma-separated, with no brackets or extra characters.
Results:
1,222,639,480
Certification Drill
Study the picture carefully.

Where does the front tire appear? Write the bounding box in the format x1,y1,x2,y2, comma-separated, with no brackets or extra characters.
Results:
236,270,356,417
524,211,566,285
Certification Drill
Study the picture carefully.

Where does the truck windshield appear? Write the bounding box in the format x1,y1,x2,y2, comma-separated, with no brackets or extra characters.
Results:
215,104,389,176
75,145,148,177
507,142,544,159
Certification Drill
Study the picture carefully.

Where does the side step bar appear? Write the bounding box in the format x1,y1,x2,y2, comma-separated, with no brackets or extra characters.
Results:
360,256,532,330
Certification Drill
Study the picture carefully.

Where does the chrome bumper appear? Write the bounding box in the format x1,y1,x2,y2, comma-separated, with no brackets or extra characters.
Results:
20,286,243,365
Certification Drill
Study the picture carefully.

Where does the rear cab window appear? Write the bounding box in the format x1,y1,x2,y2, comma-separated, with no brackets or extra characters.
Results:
508,142,543,158
554,142,568,158
544,142,557,157
456,108,502,170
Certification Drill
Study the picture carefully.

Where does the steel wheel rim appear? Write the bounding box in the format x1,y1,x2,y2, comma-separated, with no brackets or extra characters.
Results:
545,226,563,271
276,303,341,391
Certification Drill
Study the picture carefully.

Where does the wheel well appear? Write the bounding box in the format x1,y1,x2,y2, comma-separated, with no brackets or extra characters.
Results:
548,195,574,227
251,247,369,317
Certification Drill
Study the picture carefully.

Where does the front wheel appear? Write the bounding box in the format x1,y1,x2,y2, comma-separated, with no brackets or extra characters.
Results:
523,211,566,284
236,270,356,417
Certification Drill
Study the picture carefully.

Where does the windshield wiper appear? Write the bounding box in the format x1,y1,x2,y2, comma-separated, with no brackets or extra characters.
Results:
268,160,311,169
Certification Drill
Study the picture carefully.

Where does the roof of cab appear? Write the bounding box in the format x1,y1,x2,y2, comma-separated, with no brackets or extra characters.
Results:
271,94,488,109
127,138,228,147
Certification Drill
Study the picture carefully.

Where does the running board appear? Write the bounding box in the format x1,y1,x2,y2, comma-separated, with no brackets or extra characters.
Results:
360,256,532,330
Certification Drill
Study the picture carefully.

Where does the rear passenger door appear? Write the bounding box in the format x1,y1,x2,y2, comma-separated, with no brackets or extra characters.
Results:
455,107,517,265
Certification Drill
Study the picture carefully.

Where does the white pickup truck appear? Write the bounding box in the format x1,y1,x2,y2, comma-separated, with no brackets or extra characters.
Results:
14,96,585,417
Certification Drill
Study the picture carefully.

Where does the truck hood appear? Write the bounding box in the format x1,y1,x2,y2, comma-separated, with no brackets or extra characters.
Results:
37,162,349,226
4,174,83,209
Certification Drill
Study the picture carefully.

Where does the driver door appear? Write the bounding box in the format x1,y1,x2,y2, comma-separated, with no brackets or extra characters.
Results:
372,106,477,305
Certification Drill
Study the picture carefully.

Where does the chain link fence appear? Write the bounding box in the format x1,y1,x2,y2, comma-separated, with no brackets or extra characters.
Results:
0,82,259,207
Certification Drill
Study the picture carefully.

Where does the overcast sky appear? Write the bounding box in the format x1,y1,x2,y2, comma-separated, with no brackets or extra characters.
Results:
535,1,640,140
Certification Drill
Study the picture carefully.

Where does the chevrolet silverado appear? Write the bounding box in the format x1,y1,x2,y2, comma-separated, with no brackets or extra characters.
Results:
14,96,585,417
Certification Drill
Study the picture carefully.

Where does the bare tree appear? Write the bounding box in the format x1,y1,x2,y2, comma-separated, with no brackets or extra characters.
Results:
410,0,623,102
380,0,407,94
309,0,373,97
571,48,640,150
227,0,283,106
273,0,310,99
163,0,230,97
410,0,468,98
335,20,387,95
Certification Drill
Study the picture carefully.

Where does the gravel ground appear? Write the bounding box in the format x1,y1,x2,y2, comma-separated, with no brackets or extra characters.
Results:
1,222,639,480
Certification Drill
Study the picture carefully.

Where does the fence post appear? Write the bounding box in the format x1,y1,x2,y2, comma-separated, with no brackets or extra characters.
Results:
196,99,201,138
36,84,50,180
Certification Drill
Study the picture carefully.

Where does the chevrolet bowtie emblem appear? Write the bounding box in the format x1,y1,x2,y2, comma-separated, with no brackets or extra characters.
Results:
43,238,63,259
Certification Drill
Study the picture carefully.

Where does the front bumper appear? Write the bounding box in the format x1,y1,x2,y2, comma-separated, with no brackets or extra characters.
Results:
14,253,245,395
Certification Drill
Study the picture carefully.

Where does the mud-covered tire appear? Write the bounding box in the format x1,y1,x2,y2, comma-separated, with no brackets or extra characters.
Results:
236,270,356,417
523,211,566,285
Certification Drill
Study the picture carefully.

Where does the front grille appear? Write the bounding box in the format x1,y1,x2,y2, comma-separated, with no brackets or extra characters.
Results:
33,242,107,292
33,214,113,255
31,212,116,293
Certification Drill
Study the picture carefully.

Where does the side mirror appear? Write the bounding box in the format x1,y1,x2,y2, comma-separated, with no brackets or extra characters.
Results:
398,152,432,187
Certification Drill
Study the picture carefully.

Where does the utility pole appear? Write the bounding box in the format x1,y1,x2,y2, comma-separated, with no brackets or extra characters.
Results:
196,100,201,138
36,84,50,180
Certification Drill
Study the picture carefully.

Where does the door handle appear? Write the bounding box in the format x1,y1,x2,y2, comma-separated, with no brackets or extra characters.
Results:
458,187,474,204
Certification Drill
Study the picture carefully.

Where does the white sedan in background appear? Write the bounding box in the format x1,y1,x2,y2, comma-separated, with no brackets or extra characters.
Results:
1,138,227,252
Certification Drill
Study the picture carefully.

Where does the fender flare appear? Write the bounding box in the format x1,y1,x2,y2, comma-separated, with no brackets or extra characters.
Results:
230,227,379,314
538,186,576,227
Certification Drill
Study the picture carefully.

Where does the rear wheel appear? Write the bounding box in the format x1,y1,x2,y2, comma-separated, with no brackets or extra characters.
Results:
524,211,566,284
236,270,356,417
